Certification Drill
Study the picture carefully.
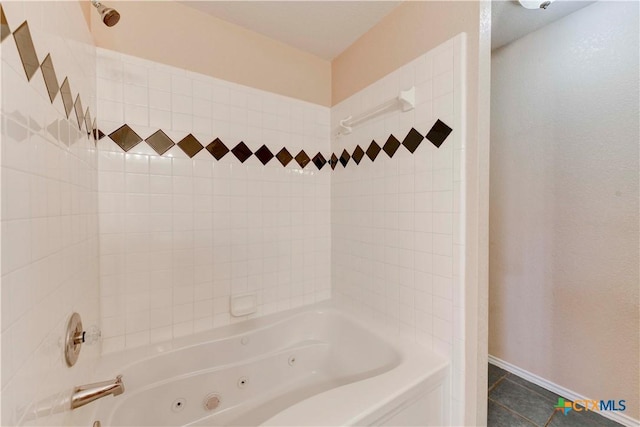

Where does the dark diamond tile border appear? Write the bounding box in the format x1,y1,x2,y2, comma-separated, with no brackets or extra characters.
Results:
254,145,274,165
231,142,252,163
402,127,424,153
146,130,175,155
13,21,39,81
206,138,229,160
312,153,327,170
95,118,453,170
0,10,95,145
59,78,74,119
339,149,350,167
40,54,59,103
383,134,401,158
108,124,142,152
426,119,453,148
177,134,203,158
92,118,98,141
366,140,381,161
73,95,84,131
352,145,364,165
95,117,452,166
0,5,10,42
276,148,293,167
84,107,92,135
330,153,338,170
295,150,310,169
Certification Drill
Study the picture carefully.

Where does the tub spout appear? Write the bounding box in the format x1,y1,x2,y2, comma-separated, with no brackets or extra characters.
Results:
70,375,124,410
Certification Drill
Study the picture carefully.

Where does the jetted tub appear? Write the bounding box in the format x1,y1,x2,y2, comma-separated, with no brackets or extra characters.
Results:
87,304,449,426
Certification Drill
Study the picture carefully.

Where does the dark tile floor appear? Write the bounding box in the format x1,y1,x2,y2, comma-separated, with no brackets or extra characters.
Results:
488,364,624,427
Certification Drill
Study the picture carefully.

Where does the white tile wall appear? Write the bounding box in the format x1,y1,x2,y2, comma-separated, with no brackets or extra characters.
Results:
96,49,331,353
1,6,467,424
1,2,99,425
330,34,466,425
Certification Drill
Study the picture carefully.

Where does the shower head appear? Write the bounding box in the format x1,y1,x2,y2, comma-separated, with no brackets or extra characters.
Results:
91,0,120,27
519,0,555,9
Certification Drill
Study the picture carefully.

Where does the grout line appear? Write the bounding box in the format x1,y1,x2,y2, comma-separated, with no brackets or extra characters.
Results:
504,372,558,403
489,398,540,427
543,411,557,427
487,373,507,393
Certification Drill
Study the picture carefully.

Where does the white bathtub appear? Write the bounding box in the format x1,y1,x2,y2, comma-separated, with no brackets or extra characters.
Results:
86,304,449,426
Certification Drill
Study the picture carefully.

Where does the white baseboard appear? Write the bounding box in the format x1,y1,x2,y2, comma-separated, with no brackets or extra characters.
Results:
488,355,639,427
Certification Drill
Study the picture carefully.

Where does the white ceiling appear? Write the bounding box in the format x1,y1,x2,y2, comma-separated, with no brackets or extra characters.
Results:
492,0,595,50
179,1,401,61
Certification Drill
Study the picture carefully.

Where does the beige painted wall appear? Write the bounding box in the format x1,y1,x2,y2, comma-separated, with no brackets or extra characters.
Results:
490,1,639,421
332,2,489,425
332,1,480,105
79,0,91,31
90,1,331,106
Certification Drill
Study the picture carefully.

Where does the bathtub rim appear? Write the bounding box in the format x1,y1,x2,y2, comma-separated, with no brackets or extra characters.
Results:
89,301,450,426
94,301,437,377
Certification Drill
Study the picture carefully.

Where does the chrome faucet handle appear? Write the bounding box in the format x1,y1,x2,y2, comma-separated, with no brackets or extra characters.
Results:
73,325,102,345
65,313,83,367
65,313,102,367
